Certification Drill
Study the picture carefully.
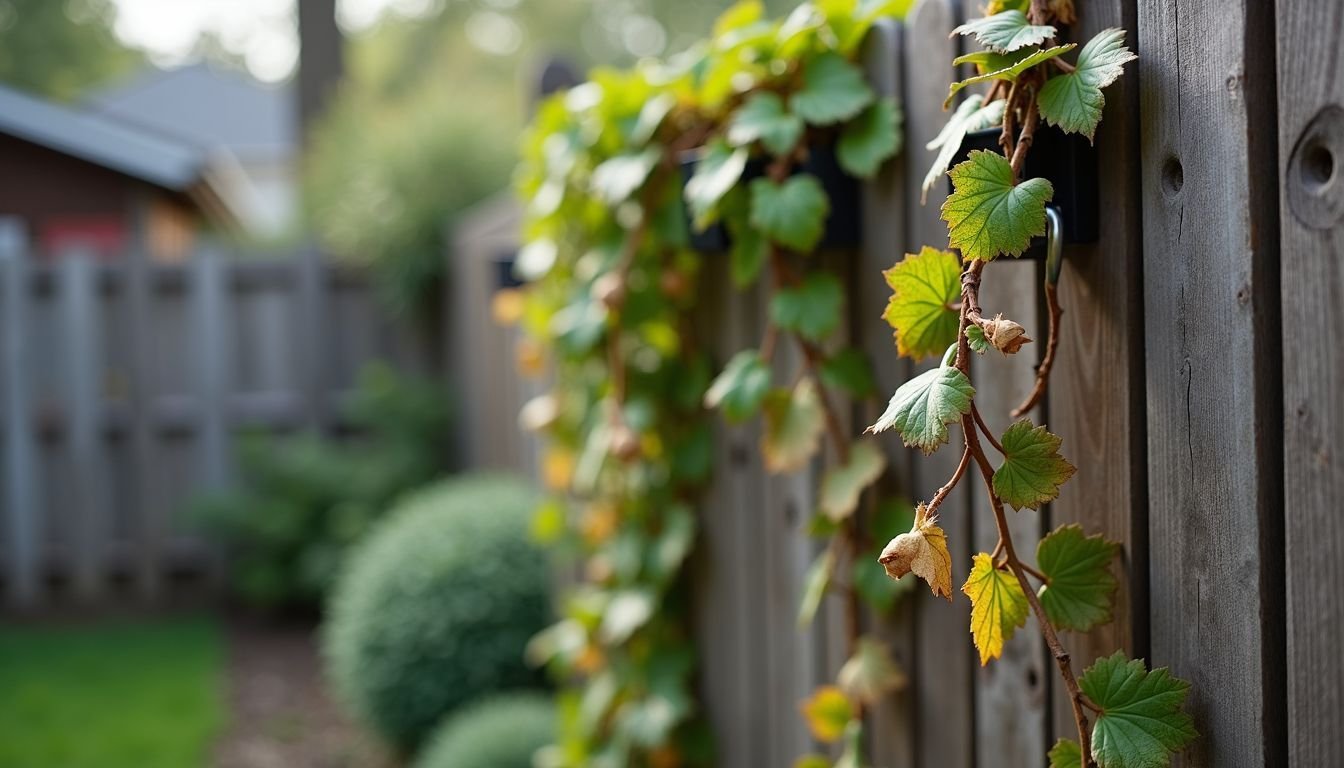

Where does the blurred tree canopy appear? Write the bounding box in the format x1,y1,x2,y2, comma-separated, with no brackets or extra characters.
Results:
305,0,801,313
0,0,140,100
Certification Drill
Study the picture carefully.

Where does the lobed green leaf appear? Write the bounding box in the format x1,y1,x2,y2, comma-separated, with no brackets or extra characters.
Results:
942,150,1053,261
1080,652,1197,768
1038,28,1136,141
992,419,1077,510
1036,524,1120,632
867,365,974,453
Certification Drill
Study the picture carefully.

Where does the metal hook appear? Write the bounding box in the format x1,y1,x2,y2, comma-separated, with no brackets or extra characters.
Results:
1044,205,1064,285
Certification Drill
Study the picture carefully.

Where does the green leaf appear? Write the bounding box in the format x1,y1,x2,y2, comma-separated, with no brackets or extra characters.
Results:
952,10,1055,53
704,350,773,422
922,94,1006,203
837,635,906,705
1038,28,1137,141
837,97,902,178
630,93,675,145
771,272,844,341
992,419,1077,510
943,44,1075,108
591,147,662,204
789,51,875,125
728,92,805,156
730,221,769,287
881,246,962,361
835,720,865,768
685,140,748,229
867,365,974,454
750,174,830,251
961,552,1029,665
853,548,913,613
1036,524,1119,632
714,0,765,38
1048,738,1083,768
942,150,1054,261
798,547,836,627
762,380,826,473
1080,652,1197,768
820,348,877,398
966,324,990,354
819,441,887,522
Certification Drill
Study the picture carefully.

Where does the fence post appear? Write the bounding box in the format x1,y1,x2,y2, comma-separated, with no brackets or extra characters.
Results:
0,218,39,608
60,246,106,603
297,244,329,433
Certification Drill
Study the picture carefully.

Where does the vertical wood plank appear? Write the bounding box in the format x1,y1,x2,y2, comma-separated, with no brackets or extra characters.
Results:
901,2,975,767
859,17,915,768
194,245,232,492
1047,0,1148,744
60,248,106,602
972,264,1047,767
0,219,40,607
297,244,329,433
1275,0,1343,763
1139,0,1284,764
125,201,161,600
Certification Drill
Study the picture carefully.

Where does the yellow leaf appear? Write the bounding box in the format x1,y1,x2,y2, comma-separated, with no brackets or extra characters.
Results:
542,447,575,491
961,552,1029,665
878,503,953,599
800,686,853,743
491,288,525,326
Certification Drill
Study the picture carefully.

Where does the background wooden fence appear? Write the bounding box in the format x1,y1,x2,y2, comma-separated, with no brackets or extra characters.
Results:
454,0,1343,764
0,219,433,608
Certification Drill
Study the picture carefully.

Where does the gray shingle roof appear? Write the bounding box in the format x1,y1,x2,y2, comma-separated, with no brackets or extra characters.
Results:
85,63,295,163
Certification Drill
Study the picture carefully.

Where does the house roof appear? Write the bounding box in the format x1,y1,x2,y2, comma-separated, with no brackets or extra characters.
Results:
85,63,295,164
0,81,246,227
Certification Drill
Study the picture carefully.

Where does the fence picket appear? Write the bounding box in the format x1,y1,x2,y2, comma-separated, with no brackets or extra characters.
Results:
1,219,39,608
59,248,105,602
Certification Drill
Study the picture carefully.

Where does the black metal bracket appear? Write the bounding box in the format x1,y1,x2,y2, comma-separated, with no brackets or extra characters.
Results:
951,125,1098,260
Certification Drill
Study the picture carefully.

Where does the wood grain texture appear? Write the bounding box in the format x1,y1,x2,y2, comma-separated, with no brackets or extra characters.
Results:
900,2,975,767
859,18,915,768
1275,0,1343,763
1047,0,1148,744
973,262,1048,767
1139,0,1284,764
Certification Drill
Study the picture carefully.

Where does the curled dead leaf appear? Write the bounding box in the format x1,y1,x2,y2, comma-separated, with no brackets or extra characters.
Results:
981,313,1033,355
879,503,954,600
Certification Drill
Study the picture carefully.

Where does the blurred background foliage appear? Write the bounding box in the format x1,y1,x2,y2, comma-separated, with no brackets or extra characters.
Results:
0,0,141,100
304,0,802,312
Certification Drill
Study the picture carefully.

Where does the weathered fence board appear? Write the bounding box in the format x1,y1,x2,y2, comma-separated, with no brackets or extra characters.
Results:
59,250,105,602
1,218,39,607
1048,0,1149,743
901,3,976,767
1139,1,1285,765
1275,0,1344,763
859,17,915,768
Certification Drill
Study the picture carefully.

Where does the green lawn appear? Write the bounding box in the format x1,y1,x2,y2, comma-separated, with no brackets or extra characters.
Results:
0,616,224,768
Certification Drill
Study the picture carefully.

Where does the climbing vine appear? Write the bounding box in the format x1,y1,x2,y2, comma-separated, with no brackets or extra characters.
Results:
871,2,1197,768
513,2,909,765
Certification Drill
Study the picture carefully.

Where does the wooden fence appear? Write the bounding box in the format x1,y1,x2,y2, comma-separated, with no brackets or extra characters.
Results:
459,0,1343,764
0,221,434,608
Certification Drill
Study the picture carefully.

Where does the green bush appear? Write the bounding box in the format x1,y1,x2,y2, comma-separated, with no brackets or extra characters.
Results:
413,693,554,768
323,473,550,752
194,363,450,609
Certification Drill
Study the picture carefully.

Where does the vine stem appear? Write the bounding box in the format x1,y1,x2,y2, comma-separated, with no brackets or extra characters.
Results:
955,251,1096,767
1012,280,1062,418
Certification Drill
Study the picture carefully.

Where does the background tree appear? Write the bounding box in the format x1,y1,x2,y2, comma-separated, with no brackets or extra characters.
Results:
0,0,139,100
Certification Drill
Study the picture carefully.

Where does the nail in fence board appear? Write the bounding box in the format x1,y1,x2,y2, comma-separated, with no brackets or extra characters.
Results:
1275,0,1344,762
1139,1,1284,765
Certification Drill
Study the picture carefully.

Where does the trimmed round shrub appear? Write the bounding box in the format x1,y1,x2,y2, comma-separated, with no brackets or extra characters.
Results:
323,474,550,751
413,693,555,768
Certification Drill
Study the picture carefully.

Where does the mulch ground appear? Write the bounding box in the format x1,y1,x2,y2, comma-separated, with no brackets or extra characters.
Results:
211,618,394,768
